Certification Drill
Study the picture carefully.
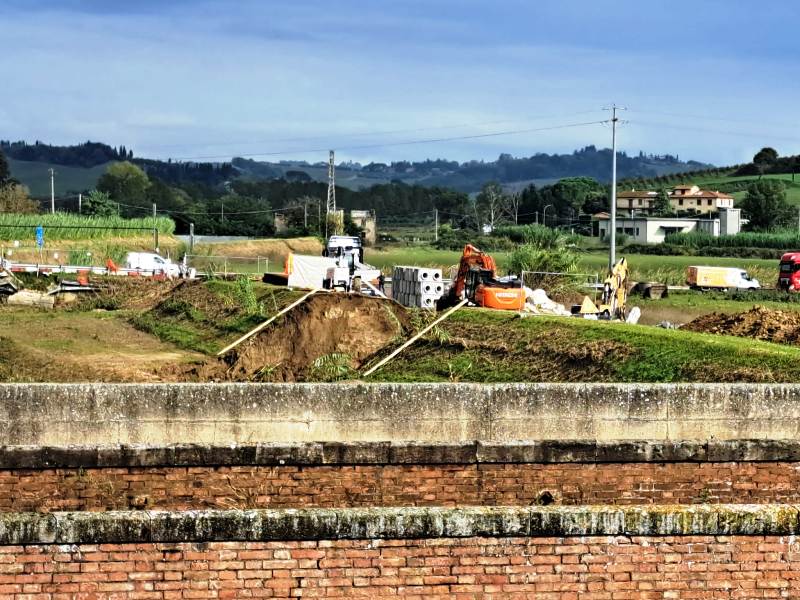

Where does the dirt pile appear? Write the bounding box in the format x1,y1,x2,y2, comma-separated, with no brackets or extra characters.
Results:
682,306,800,345
209,293,410,381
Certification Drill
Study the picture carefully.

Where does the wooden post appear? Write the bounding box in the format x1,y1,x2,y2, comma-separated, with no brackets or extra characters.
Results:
216,288,322,356
362,299,468,377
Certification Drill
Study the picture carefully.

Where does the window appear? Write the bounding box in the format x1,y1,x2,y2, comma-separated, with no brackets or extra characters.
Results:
708,199,713,206
638,199,642,205
679,199,684,206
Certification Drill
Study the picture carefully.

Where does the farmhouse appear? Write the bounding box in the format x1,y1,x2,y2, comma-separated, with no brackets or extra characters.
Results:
617,184,735,217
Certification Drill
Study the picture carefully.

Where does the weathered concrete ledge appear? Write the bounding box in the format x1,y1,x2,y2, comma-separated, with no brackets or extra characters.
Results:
2,505,799,545
4,383,800,445
3,439,800,469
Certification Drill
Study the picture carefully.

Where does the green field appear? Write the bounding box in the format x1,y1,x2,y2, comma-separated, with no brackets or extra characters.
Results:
9,159,112,197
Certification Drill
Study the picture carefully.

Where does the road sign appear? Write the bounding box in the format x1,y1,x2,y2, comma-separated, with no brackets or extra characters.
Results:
35,226,44,249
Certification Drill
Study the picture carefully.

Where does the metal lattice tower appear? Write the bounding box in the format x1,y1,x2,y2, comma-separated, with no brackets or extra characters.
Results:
326,150,336,215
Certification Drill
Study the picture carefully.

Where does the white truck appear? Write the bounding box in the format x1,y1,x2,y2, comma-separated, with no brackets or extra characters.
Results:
686,266,760,291
124,252,183,278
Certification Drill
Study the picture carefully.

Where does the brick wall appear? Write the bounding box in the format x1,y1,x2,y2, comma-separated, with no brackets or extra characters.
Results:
5,461,800,512
3,536,800,599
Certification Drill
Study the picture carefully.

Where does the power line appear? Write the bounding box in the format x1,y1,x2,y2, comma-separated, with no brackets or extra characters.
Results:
166,119,611,162
136,110,606,153
627,108,795,128
629,120,800,145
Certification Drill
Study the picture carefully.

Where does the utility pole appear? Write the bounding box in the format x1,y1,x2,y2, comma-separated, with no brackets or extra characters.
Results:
304,199,308,230
326,150,336,239
606,104,625,269
221,200,224,224
78,193,82,214
49,168,55,214
152,203,157,219
434,208,439,242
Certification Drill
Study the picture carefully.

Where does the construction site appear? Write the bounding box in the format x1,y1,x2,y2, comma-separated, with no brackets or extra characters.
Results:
4,221,800,386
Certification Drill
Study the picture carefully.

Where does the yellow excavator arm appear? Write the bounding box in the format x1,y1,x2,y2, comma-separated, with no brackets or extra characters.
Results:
601,258,628,320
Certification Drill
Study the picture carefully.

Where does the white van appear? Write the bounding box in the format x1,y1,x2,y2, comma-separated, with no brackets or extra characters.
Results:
125,252,182,278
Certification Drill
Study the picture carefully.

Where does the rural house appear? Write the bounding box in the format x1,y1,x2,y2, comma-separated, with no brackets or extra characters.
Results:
617,184,735,217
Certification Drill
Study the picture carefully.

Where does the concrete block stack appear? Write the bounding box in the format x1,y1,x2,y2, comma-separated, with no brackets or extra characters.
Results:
392,266,444,309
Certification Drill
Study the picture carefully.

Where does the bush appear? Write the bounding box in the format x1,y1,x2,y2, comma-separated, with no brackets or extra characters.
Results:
508,244,579,276
492,224,580,248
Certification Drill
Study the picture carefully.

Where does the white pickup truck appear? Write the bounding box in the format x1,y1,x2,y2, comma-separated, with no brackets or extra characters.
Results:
124,252,183,278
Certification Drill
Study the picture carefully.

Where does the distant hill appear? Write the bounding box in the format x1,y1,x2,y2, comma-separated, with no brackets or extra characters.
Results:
8,158,112,197
5,139,713,197
233,147,712,193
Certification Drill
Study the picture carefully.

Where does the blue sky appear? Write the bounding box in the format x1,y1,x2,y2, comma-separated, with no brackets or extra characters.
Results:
1,0,798,166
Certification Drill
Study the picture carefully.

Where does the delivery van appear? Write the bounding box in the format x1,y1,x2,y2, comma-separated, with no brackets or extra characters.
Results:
686,266,760,291
124,252,181,277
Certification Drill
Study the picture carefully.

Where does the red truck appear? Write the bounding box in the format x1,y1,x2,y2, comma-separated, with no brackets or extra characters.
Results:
778,252,800,291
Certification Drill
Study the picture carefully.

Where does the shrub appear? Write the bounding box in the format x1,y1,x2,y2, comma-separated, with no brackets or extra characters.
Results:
508,244,579,276
666,230,800,250
493,224,581,248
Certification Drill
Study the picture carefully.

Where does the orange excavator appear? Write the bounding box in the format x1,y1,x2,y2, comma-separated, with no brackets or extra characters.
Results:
447,244,526,310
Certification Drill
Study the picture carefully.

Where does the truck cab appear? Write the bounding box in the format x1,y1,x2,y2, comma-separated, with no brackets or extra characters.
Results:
779,252,800,291
323,235,364,273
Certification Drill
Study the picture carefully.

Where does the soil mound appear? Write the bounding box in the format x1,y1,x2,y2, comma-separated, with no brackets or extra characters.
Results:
682,305,800,344
211,293,410,381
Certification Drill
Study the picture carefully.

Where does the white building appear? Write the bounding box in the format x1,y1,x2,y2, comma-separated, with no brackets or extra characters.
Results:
596,208,742,244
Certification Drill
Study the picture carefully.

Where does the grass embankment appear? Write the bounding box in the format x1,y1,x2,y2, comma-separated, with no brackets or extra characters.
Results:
0,309,199,383
368,309,800,383
190,237,323,274
130,280,305,354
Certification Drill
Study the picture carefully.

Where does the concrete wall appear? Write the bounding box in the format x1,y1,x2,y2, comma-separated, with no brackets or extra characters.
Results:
3,383,800,446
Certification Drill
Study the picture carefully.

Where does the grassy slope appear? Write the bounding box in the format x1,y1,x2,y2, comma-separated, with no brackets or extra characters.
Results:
130,281,305,355
368,309,800,383
9,159,112,197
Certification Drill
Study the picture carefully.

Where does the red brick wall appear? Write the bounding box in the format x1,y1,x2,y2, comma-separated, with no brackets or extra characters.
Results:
4,462,799,512
3,536,800,598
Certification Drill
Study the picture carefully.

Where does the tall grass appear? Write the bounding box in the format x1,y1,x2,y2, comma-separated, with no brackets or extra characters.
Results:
666,230,800,250
0,212,175,240
493,224,581,248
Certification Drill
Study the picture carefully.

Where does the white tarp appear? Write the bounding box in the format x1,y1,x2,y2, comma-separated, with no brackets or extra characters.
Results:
286,254,337,289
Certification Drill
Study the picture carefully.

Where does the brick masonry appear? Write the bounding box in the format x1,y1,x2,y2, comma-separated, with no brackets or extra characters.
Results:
5,461,800,512
3,536,800,599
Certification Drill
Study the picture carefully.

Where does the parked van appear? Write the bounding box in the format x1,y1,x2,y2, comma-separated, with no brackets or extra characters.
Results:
686,266,760,291
124,252,181,277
